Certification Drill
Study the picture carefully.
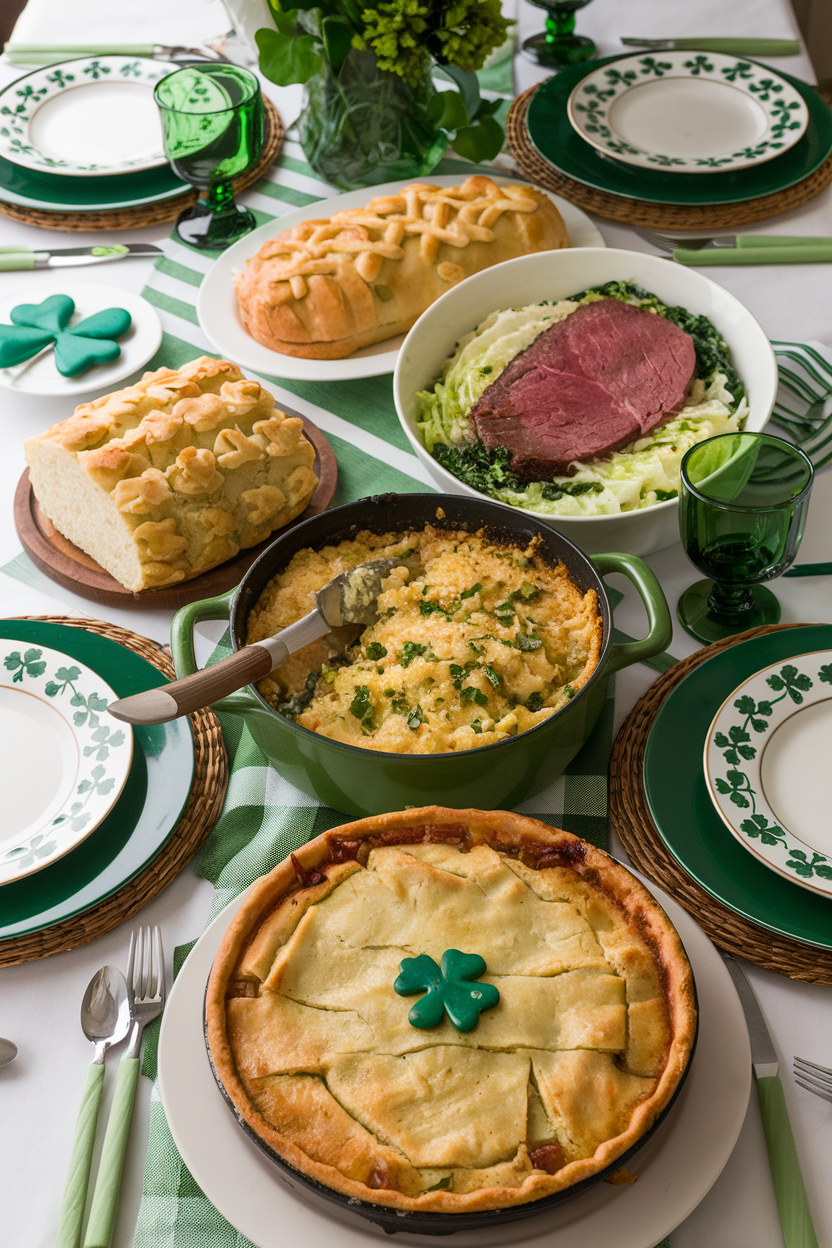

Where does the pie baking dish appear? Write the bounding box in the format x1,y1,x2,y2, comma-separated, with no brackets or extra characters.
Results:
205,807,697,1231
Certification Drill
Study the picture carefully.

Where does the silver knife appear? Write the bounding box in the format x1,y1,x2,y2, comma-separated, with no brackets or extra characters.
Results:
621,37,800,55
3,43,229,67
722,955,819,1248
0,244,162,273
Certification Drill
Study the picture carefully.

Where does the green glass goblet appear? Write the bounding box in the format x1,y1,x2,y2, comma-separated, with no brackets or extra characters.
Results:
677,432,814,644
522,0,596,70
154,63,263,250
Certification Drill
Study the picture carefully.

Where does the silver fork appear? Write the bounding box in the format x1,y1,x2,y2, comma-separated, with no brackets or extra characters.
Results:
83,928,166,1248
634,226,736,253
794,1057,832,1104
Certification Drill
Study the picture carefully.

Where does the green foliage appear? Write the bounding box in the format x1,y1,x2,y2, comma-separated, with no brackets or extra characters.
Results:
256,26,322,85
349,684,376,733
322,13,355,70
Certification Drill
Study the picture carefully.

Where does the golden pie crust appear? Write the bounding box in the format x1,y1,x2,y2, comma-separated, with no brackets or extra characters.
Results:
205,807,697,1213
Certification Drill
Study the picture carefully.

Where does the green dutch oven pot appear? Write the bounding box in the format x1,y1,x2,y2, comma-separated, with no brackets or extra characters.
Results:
171,493,671,816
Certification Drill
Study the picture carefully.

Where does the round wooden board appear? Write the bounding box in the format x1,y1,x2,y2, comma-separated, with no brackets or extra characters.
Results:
0,96,283,233
15,414,337,610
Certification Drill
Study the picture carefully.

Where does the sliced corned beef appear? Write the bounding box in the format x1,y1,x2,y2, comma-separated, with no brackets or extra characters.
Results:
469,298,696,478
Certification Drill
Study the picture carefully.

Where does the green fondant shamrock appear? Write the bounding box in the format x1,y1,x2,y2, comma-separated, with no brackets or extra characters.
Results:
0,294,131,377
394,949,500,1032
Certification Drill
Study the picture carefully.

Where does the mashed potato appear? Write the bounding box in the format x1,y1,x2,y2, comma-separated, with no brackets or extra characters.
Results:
245,526,602,754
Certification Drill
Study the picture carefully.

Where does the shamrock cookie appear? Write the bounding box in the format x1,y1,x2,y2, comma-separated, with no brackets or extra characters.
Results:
1,293,131,377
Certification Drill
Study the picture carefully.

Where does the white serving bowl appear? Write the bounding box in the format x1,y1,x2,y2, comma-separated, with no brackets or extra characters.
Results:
393,248,776,556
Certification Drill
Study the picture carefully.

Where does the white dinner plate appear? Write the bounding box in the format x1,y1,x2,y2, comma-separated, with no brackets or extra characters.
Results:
0,56,175,177
158,875,751,1248
0,283,162,397
705,649,832,898
196,176,606,383
567,52,808,174
0,641,132,885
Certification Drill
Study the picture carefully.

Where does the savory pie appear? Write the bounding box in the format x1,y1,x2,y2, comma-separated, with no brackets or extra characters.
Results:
206,808,697,1214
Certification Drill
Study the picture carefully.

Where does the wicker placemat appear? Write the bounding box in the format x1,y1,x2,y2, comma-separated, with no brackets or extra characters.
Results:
506,86,832,229
0,96,283,233
0,616,228,966
609,622,832,985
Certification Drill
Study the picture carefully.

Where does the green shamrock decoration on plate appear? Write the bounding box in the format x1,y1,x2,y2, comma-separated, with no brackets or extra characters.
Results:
394,949,500,1032
0,293,131,377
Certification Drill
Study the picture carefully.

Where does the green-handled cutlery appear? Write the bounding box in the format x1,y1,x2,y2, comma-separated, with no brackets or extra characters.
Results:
621,37,801,55
83,927,165,1248
55,968,130,1248
722,955,819,1248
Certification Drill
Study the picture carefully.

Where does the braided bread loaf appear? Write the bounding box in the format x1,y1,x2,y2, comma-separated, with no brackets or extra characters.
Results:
234,176,569,360
24,357,318,592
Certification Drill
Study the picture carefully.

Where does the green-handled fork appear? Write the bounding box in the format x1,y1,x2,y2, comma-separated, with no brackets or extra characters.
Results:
83,927,165,1248
771,341,832,470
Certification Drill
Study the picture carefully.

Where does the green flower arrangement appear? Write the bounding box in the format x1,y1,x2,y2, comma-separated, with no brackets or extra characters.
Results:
256,0,511,186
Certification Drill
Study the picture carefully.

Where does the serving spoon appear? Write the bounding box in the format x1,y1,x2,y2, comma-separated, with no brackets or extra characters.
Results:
0,1037,18,1067
107,558,402,727
55,966,131,1248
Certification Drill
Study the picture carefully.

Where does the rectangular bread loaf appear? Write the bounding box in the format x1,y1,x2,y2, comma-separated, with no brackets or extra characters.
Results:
24,356,318,592
234,176,569,360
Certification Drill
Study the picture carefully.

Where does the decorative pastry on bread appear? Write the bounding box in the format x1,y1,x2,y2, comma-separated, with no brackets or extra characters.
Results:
24,357,318,593
234,176,569,360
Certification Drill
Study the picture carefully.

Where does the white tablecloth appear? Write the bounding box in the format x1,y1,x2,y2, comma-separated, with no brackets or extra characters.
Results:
0,2,831,1246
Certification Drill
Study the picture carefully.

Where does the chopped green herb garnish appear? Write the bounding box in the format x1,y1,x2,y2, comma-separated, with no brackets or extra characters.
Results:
564,683,576,699
407,704,427,730
470,719,483,734
279,670,320,718
383,687,396,697
654,488,678,502
365,641,388,660
526,692,544,713
229,529,241,545
483,664,500,687
469,641,484,655
400,641,428,667
425,1175,454,1192
419,599,453,621
518,582,540,600
377,666,385,675
349,685,375,733
479,365,493,376
461,685,488,706
391,692,408,715
322,665,338,684
517,631,543,652
460,582,482,600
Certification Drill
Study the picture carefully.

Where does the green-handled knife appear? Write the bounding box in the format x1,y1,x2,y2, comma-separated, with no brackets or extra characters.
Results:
722,955,819,1248
0,244,162,272
621,37,800,55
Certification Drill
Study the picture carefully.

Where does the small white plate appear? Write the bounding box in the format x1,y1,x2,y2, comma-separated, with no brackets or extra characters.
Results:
0,56,175,176
704,650,832,897
0,641,132,885
568,52,808,173
196,176,606,383
158,876,750,1248
0,283,162,397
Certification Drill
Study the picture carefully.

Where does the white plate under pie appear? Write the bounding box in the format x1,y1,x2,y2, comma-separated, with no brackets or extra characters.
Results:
0,55,176,177
0,283,163,397
0,641,132,885
567,52,809,174
158,875,751,1248
196,176,607,383
704,649,832,898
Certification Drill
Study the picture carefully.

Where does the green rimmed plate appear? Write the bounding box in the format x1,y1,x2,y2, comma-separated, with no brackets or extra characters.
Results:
644,624,832,949
527,57,832,205
0,621,194,941
0,641,133,885
0,151,187,212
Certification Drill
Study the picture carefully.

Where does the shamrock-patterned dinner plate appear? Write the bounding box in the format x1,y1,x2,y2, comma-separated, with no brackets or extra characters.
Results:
704,651,832,897
527,57,832,205
0,621,194,940
0,55,176,177
644,624,832,950
567,52,808,174
0,641,132,885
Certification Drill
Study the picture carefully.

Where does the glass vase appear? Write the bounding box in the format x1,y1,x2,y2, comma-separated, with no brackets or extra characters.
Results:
298,47,449,191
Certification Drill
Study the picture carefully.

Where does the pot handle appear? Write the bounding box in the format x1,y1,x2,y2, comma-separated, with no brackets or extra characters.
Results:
170,588,259,717
591,552,673,675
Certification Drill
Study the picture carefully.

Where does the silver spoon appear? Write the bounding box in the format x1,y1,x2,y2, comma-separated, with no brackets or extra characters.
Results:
107,557,402,726
0,1037,18,1067
55,967,131,1248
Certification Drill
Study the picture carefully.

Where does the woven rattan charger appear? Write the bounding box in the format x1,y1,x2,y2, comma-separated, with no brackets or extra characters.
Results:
610,622,832,985
506,86,832,230
0,96,283,232
0,616,228,967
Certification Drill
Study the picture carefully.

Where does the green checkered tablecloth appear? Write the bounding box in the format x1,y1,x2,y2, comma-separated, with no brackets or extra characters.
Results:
111,131,665,1248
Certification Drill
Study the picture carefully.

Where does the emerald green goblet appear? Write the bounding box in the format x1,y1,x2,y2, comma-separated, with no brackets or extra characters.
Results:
154,63,263,250
522,0,596,70
678,432,814,644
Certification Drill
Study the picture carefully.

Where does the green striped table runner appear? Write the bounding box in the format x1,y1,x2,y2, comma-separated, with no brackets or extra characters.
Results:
126,137,666,1248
